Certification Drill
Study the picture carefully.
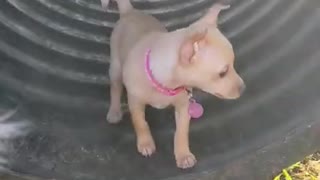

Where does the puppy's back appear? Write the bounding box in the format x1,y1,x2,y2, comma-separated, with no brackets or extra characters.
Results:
111,10,167,63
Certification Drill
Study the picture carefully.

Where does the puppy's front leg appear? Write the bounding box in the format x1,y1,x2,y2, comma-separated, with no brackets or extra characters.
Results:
128,94,156,157
174,99,196,169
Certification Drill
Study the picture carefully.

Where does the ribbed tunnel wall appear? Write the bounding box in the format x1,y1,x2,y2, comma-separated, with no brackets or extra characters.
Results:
0,0,222,108
0,0,320,180
0,0,317,108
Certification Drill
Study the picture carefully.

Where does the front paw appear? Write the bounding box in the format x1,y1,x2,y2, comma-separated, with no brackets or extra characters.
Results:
106,108,123,124
137,134,156,157
175,152,197,169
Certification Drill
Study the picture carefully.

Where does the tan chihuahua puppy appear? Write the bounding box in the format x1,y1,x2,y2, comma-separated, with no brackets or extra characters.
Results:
102,0,245,169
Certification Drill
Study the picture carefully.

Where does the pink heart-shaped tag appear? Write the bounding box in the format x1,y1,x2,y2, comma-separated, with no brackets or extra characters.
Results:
188,100,204,119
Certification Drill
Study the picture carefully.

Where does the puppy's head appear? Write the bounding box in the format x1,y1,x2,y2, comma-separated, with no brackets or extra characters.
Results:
178,4,245,99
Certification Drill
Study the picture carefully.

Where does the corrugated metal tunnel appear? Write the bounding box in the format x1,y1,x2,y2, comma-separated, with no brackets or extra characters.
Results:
0,0,320,179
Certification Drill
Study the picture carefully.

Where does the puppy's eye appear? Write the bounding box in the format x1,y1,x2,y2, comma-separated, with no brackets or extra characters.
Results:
219,66,229,78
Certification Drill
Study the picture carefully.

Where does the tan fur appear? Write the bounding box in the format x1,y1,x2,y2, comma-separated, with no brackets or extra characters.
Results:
101,0,245,169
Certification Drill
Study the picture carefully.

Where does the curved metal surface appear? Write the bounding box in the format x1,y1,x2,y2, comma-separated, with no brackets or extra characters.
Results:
0,0,320,179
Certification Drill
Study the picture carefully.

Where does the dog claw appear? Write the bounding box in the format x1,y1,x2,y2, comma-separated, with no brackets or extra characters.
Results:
106,109,123,124
137,137,156,157
176,152,197,169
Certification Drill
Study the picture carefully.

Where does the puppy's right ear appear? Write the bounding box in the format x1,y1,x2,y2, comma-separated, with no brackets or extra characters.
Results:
179,28,208,66
101,0,110,10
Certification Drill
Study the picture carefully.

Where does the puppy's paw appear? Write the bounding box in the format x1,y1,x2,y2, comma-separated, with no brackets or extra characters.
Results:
106,108,123,124
175,152,197,169
137,135,156,157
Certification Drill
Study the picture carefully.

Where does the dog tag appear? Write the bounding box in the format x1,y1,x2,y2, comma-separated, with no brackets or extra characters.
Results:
188,99,203,119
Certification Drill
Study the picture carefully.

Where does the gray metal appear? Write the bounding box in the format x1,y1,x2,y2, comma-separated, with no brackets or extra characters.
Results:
0,0,320,179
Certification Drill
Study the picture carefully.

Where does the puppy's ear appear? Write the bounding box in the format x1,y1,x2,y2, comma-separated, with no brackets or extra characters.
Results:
193,3,230,27
179,28,208,66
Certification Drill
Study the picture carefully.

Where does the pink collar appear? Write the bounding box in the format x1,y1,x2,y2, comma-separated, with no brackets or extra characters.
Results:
145,49,186,96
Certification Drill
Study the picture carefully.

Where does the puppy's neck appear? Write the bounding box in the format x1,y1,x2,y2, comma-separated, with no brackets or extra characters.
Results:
147,49,182,90
146,30,193,91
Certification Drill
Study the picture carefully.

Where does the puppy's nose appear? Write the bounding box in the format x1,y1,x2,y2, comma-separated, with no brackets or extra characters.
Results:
239,83,246,95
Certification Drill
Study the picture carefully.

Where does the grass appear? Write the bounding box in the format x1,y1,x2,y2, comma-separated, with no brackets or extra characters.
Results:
273,151,320,180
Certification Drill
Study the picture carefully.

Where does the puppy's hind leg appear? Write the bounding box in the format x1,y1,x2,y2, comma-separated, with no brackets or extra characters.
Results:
107,55,124,124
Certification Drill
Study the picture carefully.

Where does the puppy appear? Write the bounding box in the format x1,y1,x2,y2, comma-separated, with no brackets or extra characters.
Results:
102,0,245,169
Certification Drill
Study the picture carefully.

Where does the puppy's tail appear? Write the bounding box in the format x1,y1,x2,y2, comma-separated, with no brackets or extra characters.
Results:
101,0,133,15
